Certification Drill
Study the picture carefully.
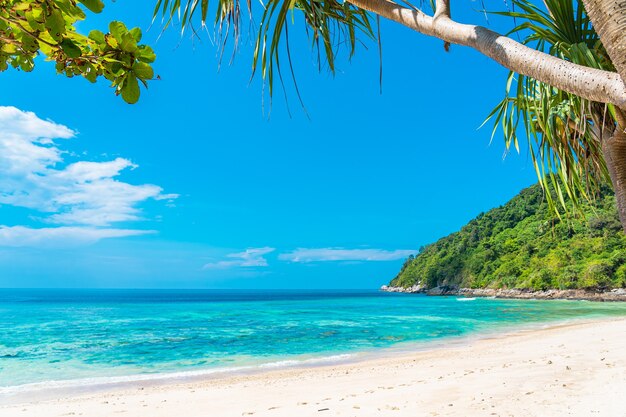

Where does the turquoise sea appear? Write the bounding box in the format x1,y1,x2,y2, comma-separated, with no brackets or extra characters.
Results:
2,289,626,396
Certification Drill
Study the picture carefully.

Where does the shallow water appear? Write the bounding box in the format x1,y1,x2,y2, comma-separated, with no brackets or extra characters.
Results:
2,289,626,392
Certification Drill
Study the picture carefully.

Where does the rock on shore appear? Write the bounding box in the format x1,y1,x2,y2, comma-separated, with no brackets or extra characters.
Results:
380,284,425,293
381,285,626,301
458,287,626,301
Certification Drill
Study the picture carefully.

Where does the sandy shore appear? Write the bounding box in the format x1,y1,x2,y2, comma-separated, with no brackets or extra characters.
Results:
2,318,626,417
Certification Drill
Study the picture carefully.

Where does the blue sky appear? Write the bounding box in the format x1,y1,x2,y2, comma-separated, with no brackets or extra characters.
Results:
0,1,537,289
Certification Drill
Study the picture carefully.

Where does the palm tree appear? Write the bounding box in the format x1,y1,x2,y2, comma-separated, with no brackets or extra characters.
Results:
155,0,626,230
486,0,620,220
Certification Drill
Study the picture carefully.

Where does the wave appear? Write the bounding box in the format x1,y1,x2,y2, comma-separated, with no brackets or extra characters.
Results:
456,298,476,301
0,353,354,396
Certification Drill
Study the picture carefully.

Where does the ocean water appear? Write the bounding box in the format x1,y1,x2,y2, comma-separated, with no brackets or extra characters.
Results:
2,289,626,395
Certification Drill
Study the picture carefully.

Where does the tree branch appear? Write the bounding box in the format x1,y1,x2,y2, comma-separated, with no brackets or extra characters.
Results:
0,14,56,48
434,0,450,20
344,0,626,108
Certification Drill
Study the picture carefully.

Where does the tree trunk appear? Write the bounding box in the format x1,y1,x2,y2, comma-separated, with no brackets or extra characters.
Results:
583,0,626,232
602,128,626,232
582,0,626,88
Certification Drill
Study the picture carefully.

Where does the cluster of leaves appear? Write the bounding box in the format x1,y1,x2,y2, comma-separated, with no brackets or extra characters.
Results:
390,183,626,291
485,0,618,217
0,0,156,103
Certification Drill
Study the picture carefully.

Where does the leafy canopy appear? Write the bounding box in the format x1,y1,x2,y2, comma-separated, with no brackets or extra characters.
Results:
485,0,618,217
0,0,156,103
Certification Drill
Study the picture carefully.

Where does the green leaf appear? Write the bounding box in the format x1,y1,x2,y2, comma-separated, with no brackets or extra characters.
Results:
19,58,34,72
1,43,17,54
110,62,123,75
121,74,140,104
45,9,66,42
132,61,154,79
104,34,118,48
137,45,156,63
130,27,142,42
88,29,106,43
119,33,138,53
25,10,44,31
84,65,98,83
78,0,105,13
60,38,82,58
109,21,128,43
21,35,39,54
13,2,30,11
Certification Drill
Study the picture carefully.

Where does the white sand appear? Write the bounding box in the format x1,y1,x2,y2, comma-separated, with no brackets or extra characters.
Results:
2,318,626,417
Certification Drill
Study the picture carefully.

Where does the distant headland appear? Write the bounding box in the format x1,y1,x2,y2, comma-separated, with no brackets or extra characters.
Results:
385,183,626,298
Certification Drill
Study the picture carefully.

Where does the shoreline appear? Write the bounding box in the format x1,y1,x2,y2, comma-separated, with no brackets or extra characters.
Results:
0,313,607,404
0,315,572,403
2,316,626,416
381,285,626,301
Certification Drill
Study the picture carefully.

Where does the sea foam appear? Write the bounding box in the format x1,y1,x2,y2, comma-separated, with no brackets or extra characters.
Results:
0,353,354,396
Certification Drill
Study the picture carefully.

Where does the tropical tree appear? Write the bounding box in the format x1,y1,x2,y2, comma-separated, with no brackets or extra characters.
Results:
0,0,155,103
153,0,626,231
486,0,622,226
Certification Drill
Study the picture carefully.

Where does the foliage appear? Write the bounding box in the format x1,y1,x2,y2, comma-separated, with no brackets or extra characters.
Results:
153,0,381,101
390,183,626,291
0,0,156,103
485,0,617,218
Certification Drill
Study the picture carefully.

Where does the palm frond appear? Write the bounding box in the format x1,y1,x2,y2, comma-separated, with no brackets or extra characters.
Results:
486,0,616,219
154,0,376,100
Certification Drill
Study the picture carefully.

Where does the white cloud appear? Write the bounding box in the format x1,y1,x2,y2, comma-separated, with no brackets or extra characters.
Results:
0,107,73,176
0,106,176,246
278,248,416,263
203,247,275,269
0,106,74,141
0,226,154,248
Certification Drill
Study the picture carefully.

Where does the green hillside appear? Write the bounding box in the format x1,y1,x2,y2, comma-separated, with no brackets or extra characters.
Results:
390,184,626,291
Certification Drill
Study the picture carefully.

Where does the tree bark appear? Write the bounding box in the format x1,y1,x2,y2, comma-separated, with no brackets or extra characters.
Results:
566,0,626,232
582,0,626,88
345,0,626,108
602,127,626,232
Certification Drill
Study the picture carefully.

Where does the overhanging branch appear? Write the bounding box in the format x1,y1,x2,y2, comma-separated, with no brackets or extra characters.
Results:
345,0,626,108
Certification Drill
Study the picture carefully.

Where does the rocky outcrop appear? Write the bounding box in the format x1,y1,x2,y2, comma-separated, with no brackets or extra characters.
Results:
380,284,425,293
426,286,458,296
458,288,626,302
381,285,626,301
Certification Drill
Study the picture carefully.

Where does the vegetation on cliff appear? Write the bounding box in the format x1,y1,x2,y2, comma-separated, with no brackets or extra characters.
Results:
390,184,626,291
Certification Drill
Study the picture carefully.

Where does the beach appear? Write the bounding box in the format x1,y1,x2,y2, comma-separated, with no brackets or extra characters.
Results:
2,317,625,417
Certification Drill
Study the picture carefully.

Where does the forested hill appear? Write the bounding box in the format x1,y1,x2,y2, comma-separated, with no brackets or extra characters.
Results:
390,184,626,291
